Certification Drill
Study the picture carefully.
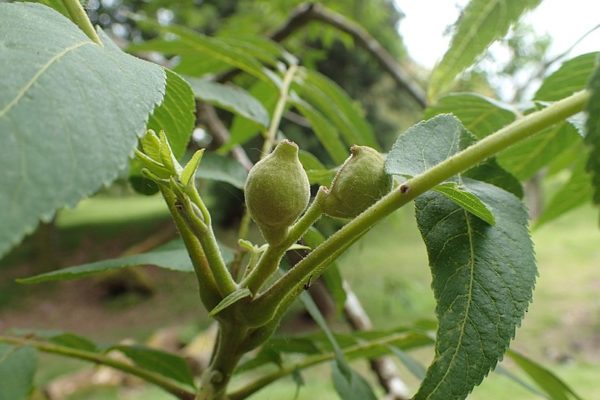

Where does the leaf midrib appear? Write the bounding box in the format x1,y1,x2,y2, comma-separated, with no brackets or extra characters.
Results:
426,210,476,399
438,0,500,78
0,40,93,118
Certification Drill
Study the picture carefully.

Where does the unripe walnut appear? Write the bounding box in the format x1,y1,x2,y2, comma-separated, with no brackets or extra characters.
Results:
323,145,392,219
245,140,310,245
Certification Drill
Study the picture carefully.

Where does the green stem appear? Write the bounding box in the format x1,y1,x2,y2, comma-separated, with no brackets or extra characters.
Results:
230,212,253,280
228,331,430,400
187,183,213,225
252,89,590,320
161,187,222,309
261,64,298,156
196,323,247,400
0,335,195,400
241,188,326,296
173,183,238,296
61,0,102,45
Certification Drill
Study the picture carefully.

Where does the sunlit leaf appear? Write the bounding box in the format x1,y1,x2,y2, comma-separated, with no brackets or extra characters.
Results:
291,98,349,164
535,52,599,101
0,3,171,259
189,78,269,127
424,93,516,139
428,0,541,100
433,182,495,225
535,158,593,227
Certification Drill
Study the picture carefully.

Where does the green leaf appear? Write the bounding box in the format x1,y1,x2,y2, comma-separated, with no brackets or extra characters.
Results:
303,227,347,313
298,150,326,170
18,239,235,284
306,168,337,186
388,346,426,380
428,0,542,100
196,152,248,189
218,36,286,67
300,292,344,358
414,180,536,399
0,345,37,400
208,288,252,317
128,38,229,77
220,80,279,153
535,52,599,101
535,158,593,227
147,70,196,159
493,364,549,399
291,368,305,400
181,149,205,186
464,159,523,198
0,3,169,259
585,55,600,204
506,350,582,400
295,68,379,149
331,360,377,400
48,333,98,352
37,0,69,16
432,182,495,225
8,329,100,353
134,18,272,84
292,98,349,165
236,328,433,374
497,122,581,180
424,93,516,139
385,115,474,178
300,292,377,400
188,78,269,127
386,114,522,198
111,344,195,389
17,241,195,284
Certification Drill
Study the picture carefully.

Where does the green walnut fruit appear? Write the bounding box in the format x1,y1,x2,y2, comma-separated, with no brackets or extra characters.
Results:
323,145,392,219
245,140,310,245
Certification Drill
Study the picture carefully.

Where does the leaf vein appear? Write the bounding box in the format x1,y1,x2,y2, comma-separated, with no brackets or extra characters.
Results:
0,41,93,118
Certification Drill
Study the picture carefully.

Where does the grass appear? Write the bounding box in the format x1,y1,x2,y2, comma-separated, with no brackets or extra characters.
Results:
2,194,599,399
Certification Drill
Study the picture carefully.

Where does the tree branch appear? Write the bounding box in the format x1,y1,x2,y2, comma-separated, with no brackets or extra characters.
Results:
227,331,427,400
250,90,590,325
0,335,196,400
267,3,427,108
